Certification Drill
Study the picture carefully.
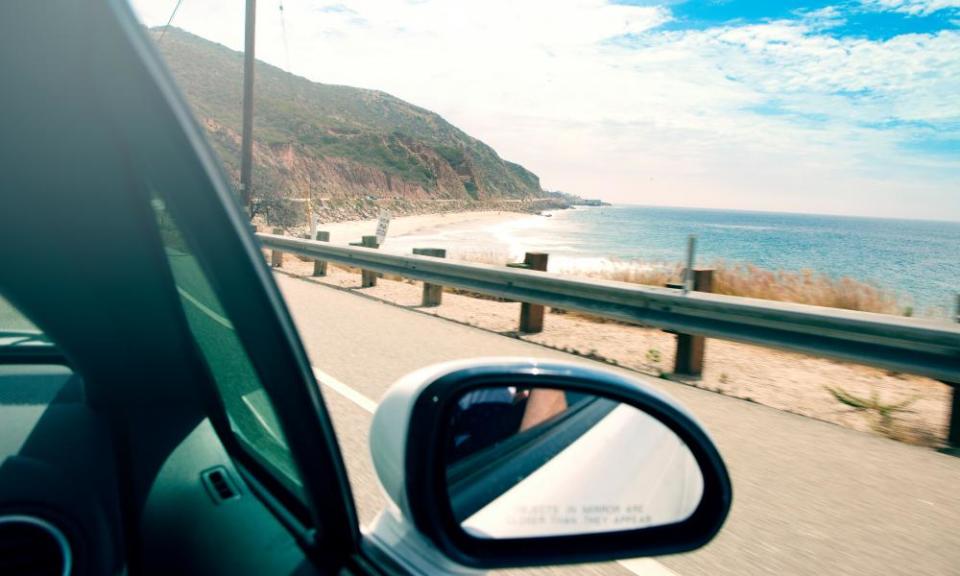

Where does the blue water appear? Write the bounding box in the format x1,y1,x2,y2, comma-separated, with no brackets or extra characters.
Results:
379,204,960,315
508,205,960,316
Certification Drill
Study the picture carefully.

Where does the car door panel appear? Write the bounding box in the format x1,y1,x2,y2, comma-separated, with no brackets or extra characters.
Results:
140,419,321,576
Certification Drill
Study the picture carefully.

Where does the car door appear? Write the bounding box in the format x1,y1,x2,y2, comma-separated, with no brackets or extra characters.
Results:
77,3,377,573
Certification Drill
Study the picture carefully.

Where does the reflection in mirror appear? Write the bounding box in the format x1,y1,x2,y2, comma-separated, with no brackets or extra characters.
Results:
444,387,704,539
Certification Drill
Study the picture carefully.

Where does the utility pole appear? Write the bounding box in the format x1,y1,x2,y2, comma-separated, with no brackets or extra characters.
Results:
240,0,256,214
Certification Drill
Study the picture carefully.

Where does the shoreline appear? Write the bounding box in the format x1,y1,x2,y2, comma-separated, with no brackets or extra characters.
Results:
340,207,956,318
265,207,950,318
273,210,538,248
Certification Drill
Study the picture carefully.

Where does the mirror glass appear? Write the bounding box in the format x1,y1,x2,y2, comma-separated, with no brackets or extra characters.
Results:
443,386,704,539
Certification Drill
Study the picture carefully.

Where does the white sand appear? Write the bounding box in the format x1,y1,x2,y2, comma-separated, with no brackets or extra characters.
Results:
298,211,536,247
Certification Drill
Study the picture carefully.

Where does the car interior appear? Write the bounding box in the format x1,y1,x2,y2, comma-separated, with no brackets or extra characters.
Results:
1,1,363,574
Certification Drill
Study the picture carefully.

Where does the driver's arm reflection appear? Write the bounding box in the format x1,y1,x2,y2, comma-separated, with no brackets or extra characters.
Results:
519,388,567,431
448,387,579,463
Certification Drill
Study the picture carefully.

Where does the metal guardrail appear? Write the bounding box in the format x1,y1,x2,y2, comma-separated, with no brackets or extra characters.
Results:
258,233,960,383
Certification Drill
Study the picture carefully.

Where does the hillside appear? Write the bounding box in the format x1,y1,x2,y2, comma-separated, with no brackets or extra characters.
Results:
153,28,557,223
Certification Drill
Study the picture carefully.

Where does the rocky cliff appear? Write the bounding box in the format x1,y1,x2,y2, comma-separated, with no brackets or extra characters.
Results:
155,28,560,223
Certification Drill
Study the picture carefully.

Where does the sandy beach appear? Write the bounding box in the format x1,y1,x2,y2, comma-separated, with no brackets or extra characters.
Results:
275,210,538,252
265,211,952,447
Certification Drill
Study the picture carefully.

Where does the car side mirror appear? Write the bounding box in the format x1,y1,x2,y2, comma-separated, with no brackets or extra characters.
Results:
367,359,732,570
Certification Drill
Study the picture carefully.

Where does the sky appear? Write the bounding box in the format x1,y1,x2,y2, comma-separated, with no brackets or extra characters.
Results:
129,0,960,220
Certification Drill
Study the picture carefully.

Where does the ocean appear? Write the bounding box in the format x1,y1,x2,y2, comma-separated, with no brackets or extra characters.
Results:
383,205,960,317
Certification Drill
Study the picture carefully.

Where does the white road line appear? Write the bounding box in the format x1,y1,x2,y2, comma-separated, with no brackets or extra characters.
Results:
312,366,377,414
618,558,680,576
309,365,679,576
177,286,233,329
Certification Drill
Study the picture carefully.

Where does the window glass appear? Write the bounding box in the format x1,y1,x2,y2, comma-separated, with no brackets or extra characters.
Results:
0,295,51,348
150,197,302,493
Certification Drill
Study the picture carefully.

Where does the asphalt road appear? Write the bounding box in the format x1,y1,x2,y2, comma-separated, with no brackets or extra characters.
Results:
274,271,960,576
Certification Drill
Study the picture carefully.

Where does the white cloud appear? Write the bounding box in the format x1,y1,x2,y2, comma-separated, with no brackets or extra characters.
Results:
129,0,960,220
860,0,960,16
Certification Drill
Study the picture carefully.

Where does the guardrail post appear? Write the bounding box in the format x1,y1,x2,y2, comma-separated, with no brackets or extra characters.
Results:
937,296,960,446
312,231,330,277
412,248,446,306
270,227,284,268
516,252,549,333
949,388,960,447
360,235,379,287
673,269,714,378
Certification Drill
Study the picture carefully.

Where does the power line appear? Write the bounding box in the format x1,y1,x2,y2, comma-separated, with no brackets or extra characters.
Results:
157,0,185,44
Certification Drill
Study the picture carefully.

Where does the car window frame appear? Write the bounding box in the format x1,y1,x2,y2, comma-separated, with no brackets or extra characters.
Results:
152,205,309,499
102,0,363,566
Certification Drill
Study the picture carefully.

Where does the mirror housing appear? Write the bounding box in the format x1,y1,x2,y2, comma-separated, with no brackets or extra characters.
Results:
368,358,732,569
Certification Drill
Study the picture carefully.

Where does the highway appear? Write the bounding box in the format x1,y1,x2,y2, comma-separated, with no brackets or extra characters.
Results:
274,270,960,576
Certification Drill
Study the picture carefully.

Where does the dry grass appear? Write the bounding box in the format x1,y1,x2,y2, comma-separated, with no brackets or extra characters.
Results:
452,250,512,266
577,263,676,289
711,263,901,314
454,254,904,316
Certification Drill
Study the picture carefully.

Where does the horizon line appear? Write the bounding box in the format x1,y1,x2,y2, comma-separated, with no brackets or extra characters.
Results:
595,201,960,225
